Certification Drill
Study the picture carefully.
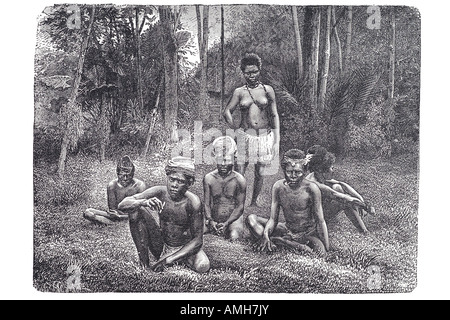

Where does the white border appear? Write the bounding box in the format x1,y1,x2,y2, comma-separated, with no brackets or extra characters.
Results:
1,0,448,300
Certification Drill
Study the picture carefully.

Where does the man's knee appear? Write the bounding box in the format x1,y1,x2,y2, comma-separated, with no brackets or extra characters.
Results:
307,236,326,255
228,217,243,239
192,252,210,273
332,184,344,193
228,227,242,241
196,260,210,274
84,208,113,224
84,208,95,220
246,214,258,228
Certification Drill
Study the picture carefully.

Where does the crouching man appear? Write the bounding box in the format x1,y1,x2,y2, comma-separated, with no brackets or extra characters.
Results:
246,149,330,255
118,156,210,273
83,155,146,225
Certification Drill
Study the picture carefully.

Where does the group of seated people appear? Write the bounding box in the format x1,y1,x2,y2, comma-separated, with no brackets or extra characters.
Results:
84,137,375,274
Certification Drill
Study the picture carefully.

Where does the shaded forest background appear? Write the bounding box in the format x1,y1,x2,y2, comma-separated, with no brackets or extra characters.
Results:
34,5,420,176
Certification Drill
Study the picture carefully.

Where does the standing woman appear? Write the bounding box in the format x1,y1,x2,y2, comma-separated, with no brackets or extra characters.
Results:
222,53,280,207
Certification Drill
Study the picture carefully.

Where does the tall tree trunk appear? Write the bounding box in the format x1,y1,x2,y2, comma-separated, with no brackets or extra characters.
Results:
142,74,163,157
339,6,353,156
388,9,396,100
99,93,110,163
57,5,96,178
343,6,353,72
309,7,321,111
331,7,343,76
318,6,331,113
196,5,203,55
197,5,210,120
220,5,225,122
159,6,179,142
292,5,303,81
135,8,145,111
302,7,312,72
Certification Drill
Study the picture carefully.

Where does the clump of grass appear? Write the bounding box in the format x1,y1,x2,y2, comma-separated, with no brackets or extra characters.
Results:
377,205,418,243
328,247,380,271
52,180,89,206
34,169,90,207
34,253,92,293
33,153,419,294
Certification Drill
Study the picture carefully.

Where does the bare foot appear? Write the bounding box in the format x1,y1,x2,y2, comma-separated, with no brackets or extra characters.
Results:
272,237,313,254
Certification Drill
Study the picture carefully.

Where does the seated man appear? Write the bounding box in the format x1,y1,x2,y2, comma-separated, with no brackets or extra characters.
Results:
203,136,247,241
246,149,329,255
118,156,210,273
83,155,146,225
305,145,375,234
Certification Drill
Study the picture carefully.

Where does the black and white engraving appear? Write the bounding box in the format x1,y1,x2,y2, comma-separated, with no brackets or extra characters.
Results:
33,4,420,293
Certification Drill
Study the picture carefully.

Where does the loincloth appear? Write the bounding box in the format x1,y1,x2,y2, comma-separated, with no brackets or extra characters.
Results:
160,243,183,261
212,201,235,223
235,128,274,165
281,228,317,243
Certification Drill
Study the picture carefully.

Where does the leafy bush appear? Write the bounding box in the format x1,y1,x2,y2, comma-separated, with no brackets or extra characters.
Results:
391,136,419,157
34,166,90,207
343,99,394,158
33,125,62,162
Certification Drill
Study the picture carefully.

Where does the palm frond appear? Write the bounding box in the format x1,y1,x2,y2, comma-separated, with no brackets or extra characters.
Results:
325,66,381,122
265,72,299,115
349,67,381,112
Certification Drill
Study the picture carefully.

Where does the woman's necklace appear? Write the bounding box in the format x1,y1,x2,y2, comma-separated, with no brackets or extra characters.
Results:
246,81,260,89
246,82,260,106
246,82,270,110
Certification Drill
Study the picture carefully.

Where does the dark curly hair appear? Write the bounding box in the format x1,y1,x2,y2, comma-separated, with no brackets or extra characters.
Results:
240,53,262,71
306,145,336,173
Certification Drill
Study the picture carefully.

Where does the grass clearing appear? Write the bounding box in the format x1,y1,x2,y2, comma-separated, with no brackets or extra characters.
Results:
33,152,418,293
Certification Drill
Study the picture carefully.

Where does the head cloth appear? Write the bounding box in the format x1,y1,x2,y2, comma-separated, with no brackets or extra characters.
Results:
165,156,196,177
117,155,135,174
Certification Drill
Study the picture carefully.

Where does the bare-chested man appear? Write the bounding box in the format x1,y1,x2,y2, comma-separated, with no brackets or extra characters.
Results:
223,53,280,207
118,156,210,273
203,136,247,241
305,145,375,234
246,149,329,255
83,155,146,225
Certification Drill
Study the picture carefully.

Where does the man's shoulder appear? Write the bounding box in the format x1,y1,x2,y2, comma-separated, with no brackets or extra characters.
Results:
302,179,320,192
107,179,119,189
272,179,286,189
204,170,218,182
231,171,246,184
132,178,147,191
185,191,202,208
305,175,323,188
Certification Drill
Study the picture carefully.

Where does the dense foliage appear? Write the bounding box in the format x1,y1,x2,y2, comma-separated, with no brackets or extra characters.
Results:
34,5,420,166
